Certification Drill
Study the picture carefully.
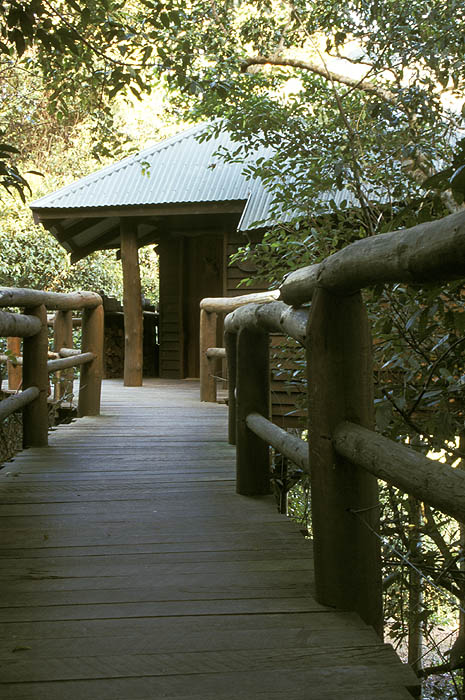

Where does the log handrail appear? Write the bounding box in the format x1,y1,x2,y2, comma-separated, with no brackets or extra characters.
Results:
47,352,95,373
245,412,309,473
0,386,40,422
0,287,102,311
199,291,281,402
0,286,103,449
223,209,465,637
280,209,465,305
205,347,226,359
333,421,465,524
200,290,280,313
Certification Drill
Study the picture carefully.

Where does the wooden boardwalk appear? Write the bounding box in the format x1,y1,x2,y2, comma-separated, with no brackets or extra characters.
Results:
0,379,419,699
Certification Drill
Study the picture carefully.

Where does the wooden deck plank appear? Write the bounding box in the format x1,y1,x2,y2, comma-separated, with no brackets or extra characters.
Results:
0,645,414,682
0,379,419,699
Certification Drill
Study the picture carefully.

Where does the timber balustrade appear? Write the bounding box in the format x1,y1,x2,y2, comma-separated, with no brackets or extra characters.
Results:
0,287,103,448
222,209,465,638
199,290,280,401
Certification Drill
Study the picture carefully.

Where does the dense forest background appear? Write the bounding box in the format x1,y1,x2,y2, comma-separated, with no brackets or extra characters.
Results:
2,1,465,696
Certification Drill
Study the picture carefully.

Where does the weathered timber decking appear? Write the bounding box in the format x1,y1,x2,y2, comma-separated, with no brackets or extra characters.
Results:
0,379,419,699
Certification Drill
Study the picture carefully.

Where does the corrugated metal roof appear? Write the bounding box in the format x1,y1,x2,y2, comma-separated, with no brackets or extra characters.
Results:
30,123,275,226
30,121,363,241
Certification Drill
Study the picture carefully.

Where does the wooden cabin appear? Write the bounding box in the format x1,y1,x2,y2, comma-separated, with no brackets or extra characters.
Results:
30,124,277,382
30,123,305,425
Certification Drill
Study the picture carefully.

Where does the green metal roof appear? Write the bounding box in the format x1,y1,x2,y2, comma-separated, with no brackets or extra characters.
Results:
30,121,355,262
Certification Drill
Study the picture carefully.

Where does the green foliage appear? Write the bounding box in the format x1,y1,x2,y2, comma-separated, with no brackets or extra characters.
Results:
0,195,159,303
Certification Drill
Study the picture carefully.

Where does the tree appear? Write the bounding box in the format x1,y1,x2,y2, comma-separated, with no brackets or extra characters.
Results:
0,1,162,301
0,0,158,198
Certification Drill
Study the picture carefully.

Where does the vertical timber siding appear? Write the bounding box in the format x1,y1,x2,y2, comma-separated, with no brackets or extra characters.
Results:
226,232,306,428
159,238,184,379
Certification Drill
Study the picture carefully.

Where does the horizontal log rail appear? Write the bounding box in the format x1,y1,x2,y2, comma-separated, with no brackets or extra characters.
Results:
0,287,102,311
205,347,226,360
280,209,465,305
0,386,39,422
223,209,465,638
246,412,309,473
47,352,95,373
0,348,83,366
0,286,103,449
47,314,82,327
58,348,82,358
224,301,308,345
0,310,42,338
200,289,280,313
0,354,23,365
199,291,282,403
333,422,465,524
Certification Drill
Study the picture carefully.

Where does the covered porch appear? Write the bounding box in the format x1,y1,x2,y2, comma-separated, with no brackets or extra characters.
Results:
30,124,273,386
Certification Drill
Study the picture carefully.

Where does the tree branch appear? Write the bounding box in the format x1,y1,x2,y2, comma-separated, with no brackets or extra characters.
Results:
240,55,397,106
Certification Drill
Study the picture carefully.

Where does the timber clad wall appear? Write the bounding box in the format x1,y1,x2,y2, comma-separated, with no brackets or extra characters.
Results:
159,232,224,379
225,232,269,297
158,229,306,427
159,238,184,379
226,232,306,429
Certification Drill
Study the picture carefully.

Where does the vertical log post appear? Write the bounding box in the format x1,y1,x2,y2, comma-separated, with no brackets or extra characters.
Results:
22,304,48,447
236,327,270,495
120,218,143,387
53,310,73,400
200,308,217,402
7,336,22,390
307,288,382,636
224,330,237,445
78,304,104,417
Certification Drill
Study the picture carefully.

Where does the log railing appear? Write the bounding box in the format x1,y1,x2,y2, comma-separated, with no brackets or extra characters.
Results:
199,290,280,401
223,209,465,638
0,287,103,448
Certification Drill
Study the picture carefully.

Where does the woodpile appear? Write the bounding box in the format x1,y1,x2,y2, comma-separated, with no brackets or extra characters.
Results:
100,294,159,379
103,313,125,378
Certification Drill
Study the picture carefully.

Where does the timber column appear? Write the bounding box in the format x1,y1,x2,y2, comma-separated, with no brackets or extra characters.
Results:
307,288,382,636
120,218,143,386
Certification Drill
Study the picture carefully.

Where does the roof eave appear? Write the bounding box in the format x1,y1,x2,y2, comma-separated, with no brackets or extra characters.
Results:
31,200,248,222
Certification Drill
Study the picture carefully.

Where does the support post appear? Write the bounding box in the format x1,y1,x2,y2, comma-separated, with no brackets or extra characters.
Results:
236,327,270,495
224,330,237,445
307,288,382,636
22,304,48,447
78,304,103,416
7,336,21,390
120,219,143,386
53,310,73,400
200,309,217,401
